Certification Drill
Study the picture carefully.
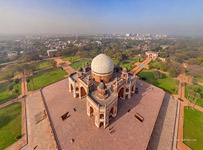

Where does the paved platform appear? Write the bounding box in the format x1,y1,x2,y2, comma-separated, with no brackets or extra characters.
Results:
42,78,165,150
148,93,179,150
22,91,56,150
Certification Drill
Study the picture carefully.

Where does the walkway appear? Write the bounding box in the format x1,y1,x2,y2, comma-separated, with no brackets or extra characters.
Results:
175,76,203,150
130,58,151,75
54,58,76,75
21,91,56,150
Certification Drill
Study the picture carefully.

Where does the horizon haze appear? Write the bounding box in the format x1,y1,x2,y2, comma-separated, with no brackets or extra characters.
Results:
0,0,203,36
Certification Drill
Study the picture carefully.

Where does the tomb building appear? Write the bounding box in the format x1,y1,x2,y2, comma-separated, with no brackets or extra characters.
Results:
68,54,136,128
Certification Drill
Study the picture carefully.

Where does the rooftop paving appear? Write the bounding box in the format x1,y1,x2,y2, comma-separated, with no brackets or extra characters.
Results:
42,78,165,150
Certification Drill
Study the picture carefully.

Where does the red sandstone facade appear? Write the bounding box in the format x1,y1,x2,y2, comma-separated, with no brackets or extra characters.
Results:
68,54,136,128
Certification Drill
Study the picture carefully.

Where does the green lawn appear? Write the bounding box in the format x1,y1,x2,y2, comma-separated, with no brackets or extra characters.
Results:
148,60,160,69
113,60,136,71
70,59,92,70
185,83,203,108
27,68,67,91
0,81,21,105
61,55,80,61
36,60,53,70
183,107,203,150
120,61,136,71
0,102,22,150
113,60,118,65
137,69,179,94
131,56,144,63
196,76,203,83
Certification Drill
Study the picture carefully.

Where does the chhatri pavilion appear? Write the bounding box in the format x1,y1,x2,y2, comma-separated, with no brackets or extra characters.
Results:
68,54,136,128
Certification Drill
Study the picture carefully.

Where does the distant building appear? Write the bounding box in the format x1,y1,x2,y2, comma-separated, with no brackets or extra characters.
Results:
160,45,169,49
47,49,58,57
126,33,130,37
7,51,18,57
145,51,159,60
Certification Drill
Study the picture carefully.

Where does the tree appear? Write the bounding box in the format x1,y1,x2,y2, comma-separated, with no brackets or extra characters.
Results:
192,78,197,85
192,85,199,92
169,69,176,78
8,85,13,91
175,80,179,94
14,78,20,88
2,72,14,81
193,93,201,108
49,60,57,68
26,79,30,91
153,71,162,79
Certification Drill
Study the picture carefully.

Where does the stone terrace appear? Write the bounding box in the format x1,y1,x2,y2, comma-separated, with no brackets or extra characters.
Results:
42,78,165,150
148,93,179,150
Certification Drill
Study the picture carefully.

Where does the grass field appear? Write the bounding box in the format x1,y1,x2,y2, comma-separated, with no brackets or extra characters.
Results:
196,76,203,83
113,60,118,65
27,68,67,91
0,102,22,150
148,60,160,69
0,81,21,105
185,83,203,108
61,55,80,61
120,61,136,71
70,59,92,70
137,69,179,94
131,56,144,63
183,107,203,150
113,60,136,71
36,60,53,70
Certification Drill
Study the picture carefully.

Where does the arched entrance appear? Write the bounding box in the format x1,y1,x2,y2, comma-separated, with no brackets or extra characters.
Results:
131,86,134,92
90,107,94,116
100,122,104,128
110,107,114,114
71,84,73,92
118,88,124,98
81,87,86,97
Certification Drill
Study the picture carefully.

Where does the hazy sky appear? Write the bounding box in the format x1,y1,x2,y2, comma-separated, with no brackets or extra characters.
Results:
0,0,203,36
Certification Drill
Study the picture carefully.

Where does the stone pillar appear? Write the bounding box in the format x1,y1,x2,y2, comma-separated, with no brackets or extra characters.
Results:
68,79,71,92
73,83,76,98
79,86,81,99
128,82,132,99
104,104,108,128
86,100,90,116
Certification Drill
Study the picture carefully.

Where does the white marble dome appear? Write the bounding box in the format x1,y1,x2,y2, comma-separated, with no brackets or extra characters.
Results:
91,54,114,75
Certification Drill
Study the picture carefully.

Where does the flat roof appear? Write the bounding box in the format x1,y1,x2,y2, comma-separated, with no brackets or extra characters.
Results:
42,78,165,150
47,49,58,52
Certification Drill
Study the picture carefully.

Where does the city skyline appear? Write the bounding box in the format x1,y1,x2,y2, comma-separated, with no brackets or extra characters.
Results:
0,0,203,36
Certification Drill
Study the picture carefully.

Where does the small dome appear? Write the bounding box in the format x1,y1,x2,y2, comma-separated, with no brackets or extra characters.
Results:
77,67,83,72
99,82,106,89
123,68,128,72
91,54,114,75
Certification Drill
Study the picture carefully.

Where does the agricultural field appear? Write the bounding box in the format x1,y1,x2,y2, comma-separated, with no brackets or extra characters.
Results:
0,103,22,150
27,68,67,91
183,107,203,150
